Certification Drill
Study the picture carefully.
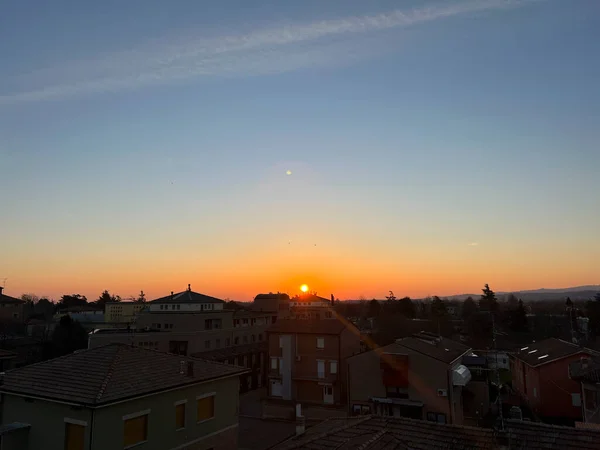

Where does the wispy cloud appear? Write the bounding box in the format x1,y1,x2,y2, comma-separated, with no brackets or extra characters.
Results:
0,0,542,105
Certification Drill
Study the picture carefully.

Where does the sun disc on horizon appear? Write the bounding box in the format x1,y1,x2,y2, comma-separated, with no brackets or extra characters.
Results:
300,284,309,293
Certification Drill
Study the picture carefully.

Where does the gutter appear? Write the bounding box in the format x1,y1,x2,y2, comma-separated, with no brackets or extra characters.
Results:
88,409,95,450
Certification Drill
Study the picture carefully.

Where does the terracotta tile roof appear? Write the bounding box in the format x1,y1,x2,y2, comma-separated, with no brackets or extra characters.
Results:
149,290,225,304
512,338,597,367
0,344,247,406
271,416,600,450
267,317,355,335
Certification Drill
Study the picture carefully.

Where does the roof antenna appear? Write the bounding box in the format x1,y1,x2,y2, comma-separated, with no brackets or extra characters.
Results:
187,284,191,292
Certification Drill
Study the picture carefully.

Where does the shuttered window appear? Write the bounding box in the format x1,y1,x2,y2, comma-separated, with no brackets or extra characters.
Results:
197,395,215,422
64,422,85,450
123,414,148,448
175,403,186,429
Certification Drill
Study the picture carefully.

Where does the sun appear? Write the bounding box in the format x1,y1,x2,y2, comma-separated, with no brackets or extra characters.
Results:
300,284,309,293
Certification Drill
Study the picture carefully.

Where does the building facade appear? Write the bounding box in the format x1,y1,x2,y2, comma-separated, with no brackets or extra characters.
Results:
266,314,361,412
105,301,146,323
346,332,474,425
0,287,26,323
0,344,246,450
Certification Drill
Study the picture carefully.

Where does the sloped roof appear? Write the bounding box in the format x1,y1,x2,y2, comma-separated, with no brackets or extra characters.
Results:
0,344,246,407
268,317,355,336
191,342,267,362
0,293,25,305
272,416,494,450
149,290,225,305
394,333,471,364
255,293,290,301
271,416,600,450
513,338,596,367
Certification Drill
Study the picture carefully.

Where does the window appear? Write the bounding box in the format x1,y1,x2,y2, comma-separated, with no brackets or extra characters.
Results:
205,340,211,349
157,323,161,329
251,334,256,342
205,319,213,330
258,333,262,341
427,412,446,424
326,311,332,318
197,394,215,423
234,337,239,345
271,357,278,370
226,338,231,347
279,336,284,348
330,361,338,374
64,421,85,450
176,304,180,310
572,393,582,407
175,402,186,430
243,335,248,343
160,305,164,310
123,411,149,448
216,339,221,349
317,337,325,349
243,318,249,325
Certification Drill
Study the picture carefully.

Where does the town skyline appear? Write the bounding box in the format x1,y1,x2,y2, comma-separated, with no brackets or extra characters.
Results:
2,0,599,303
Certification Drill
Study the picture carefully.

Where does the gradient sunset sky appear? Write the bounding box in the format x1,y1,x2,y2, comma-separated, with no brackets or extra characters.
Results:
1,0,598,302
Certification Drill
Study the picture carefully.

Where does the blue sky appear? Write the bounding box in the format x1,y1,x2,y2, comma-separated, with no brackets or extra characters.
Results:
0,0,599,300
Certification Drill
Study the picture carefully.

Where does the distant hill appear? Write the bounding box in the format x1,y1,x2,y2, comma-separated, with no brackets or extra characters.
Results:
445,285,600,302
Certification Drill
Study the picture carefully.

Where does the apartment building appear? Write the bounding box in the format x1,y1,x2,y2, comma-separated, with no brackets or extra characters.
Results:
0,287,26,322
0,343,247,450
346,332,473,425
105,301,146,323
511,338,598,423
266,314,361,411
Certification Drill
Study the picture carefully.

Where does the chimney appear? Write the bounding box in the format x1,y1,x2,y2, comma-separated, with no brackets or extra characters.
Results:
171,291,174,300
187,361,194,377
188,284,191,292
0,286,3,296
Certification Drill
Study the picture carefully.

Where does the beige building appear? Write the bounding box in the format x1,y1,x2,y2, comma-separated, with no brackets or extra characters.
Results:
346,332,473,425
105,301,147,323
89,287,277,394
0,343,247,450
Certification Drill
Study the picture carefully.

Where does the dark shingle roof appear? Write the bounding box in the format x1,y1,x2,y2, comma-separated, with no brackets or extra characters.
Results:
513,338,597,367
271,416,600,450
268,317,355,335
0,344,247,406
394,334,471,364
149,290,225,305
0,294,25,305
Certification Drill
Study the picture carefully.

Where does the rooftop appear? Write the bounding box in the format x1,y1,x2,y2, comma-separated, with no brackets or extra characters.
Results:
512,338,597,367
392,332,471,364
255,293,290,301
0,343,247,407
149,285,225,305
0,287,25,305
268,317,356,336
271,416,600,450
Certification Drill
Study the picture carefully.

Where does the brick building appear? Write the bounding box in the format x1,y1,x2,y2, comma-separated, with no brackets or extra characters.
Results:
266,314,361,412
511,338,598,424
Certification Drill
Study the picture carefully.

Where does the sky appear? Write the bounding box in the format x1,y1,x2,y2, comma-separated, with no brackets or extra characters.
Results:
1,0,599,302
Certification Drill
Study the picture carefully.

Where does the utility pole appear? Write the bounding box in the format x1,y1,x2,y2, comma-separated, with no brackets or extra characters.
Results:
492,312,504,430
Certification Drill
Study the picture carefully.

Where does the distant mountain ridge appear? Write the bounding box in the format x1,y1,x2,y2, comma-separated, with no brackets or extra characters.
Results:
443,285,600,302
